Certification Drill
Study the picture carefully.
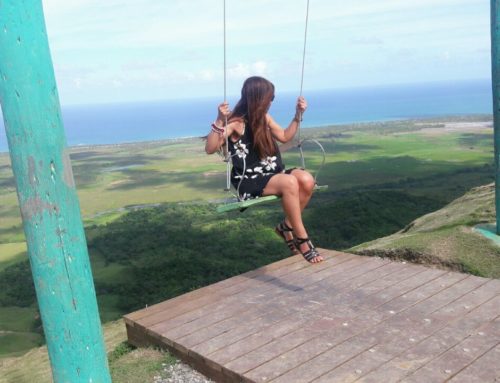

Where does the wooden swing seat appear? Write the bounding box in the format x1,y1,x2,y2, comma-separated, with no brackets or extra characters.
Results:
216,184,328,213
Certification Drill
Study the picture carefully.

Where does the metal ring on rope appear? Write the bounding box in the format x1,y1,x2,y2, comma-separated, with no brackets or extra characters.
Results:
297,138,327,187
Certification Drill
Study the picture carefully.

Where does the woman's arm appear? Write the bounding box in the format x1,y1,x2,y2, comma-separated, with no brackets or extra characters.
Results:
205,102,233,154
268,96,307,144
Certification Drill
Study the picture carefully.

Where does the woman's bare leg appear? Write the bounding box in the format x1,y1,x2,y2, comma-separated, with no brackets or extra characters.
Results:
263,174,322,263
290,168,315,211
281,169,314,229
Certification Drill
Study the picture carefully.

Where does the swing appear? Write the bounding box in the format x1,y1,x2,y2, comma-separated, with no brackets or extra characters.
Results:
216,0,328,214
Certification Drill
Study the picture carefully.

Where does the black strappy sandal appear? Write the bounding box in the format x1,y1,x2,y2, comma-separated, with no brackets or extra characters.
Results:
294,237,322,263
275,220,299,255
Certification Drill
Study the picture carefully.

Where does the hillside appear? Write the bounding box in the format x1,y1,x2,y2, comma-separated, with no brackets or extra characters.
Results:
350,183,500,278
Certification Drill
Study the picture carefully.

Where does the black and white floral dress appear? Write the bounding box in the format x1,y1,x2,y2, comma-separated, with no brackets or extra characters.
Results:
228,123,290,200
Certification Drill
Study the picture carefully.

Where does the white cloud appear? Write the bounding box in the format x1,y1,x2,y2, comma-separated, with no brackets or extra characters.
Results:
227,61,269,80
200,70,215,81
253,61,268,75
228,63,251,79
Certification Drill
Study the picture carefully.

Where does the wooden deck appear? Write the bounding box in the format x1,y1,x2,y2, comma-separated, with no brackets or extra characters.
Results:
124,249,500,383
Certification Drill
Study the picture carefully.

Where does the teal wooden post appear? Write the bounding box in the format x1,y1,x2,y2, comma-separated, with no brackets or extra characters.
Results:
0,1,112,382
492,0,500,234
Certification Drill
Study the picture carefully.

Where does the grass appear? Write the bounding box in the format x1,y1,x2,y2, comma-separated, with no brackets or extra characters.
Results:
0,243,27,272
0,333,45,359
0,307,38,333
109,347,176,383
0,306,44,358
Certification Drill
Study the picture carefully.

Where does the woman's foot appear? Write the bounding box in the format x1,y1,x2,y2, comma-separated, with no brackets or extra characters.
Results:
294,237,323,263
275,220,299,255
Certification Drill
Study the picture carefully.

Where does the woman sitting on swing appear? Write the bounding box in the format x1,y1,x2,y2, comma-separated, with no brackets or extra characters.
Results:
205,76,323,264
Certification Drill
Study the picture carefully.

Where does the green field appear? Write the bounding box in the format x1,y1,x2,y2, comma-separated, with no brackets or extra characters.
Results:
0,115,497,361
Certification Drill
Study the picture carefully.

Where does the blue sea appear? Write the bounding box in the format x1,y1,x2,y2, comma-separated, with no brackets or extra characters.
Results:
0,79,493,153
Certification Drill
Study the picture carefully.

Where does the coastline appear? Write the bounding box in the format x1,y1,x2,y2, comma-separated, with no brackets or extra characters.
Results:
0,114,493,156
0,135,204,156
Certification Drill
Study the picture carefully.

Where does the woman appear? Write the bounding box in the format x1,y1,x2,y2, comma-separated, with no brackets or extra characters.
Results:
205,76,323,263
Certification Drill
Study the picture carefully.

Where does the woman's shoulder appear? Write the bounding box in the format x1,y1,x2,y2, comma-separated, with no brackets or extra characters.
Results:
266,113,276,124
223,117,245,143
228,117,246,135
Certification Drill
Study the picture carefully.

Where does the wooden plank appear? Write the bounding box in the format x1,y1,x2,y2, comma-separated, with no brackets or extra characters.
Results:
447,342,500,383
150,252,356,338
446,294,500,333
359,267,446,309
352,285,500,383
268,336,376,383
429,278,500,323
402,319,500,383
401,275,490,318
343,262,428,299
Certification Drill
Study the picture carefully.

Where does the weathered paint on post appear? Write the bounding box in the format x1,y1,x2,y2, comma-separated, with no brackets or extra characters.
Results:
492,0,500,234
0,1,111,382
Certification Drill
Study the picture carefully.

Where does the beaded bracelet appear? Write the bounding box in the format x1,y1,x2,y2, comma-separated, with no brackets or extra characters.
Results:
211,122,225,135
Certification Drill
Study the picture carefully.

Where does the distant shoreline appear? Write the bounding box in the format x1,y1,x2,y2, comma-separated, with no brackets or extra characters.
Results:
0,114,493,156
0,135,204,156
68,135,203,152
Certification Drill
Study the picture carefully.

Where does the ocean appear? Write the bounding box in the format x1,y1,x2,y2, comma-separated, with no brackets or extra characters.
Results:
0,79,493,153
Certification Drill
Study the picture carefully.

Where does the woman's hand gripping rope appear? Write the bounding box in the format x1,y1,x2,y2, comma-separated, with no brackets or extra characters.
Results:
294,96,307,122
216,101,231,128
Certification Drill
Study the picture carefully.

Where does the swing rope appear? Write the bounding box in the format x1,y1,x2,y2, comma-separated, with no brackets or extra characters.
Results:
299,0,310,99
222,0,247,201
223,0,232,192
298,0,310,169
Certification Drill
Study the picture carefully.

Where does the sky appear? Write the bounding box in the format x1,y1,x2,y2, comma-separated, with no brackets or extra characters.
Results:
41,0,492,105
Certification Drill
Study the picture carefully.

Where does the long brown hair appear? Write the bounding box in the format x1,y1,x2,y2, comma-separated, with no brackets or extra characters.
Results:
230,76,276,158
